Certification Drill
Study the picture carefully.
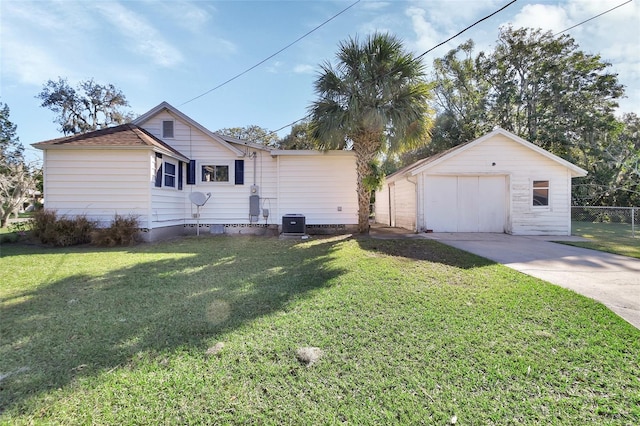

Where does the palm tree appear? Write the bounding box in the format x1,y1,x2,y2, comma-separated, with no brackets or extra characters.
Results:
310,32,434,233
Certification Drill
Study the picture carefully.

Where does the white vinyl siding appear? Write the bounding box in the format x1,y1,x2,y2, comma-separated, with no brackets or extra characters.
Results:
43,149,151,227
422,134,572,235
384,178,416,230
277,154,357,225
143,113,283,225
374,184,390,226
378,132,580,236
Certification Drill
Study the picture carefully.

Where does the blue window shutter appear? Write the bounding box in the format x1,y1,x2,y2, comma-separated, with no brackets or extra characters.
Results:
235,160,244,185
155,153,163,187
178,161,183,190
187,160,196,184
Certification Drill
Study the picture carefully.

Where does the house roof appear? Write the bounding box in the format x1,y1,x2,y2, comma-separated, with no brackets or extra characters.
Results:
132,101,264,157
32,123,190,161
386,127,588,181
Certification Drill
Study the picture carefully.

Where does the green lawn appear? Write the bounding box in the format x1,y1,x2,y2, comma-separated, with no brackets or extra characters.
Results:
1,236,639,424
569,221,640,259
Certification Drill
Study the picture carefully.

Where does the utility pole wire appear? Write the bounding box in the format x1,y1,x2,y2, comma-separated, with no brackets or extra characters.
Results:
180,0,361,106
415,0,518,60
269,0,519,137
553,0,632,36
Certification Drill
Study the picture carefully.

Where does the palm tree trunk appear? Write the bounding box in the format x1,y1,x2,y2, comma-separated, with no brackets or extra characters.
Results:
353,131,382,233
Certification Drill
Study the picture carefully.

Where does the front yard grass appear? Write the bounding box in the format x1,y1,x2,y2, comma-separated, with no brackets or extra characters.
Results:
1,236,639,424
569,221,640,259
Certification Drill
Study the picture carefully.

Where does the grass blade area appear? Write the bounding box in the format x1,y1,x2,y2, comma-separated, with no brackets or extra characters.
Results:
1,236,639,424
568,221,640,259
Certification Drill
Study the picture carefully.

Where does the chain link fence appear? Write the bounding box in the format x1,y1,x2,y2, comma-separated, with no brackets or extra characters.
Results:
572,206,638,238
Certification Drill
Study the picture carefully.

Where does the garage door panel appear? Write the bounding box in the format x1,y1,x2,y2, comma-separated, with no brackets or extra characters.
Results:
425,175,506,232
478,176,506,232
457,176,480,232
425,176,457,232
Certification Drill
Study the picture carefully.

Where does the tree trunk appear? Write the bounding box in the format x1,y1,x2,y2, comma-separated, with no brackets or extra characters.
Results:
353,131,382,234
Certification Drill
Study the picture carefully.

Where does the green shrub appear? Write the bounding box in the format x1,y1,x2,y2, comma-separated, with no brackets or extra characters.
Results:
32,210,96,247
0,232,19,244
91,214,140,247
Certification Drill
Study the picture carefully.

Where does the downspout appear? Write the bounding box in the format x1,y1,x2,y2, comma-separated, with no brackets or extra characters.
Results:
407,175,418,233
387,184,392,226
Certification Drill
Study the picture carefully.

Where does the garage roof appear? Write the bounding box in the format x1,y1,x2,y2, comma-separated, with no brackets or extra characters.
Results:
387,127,588,181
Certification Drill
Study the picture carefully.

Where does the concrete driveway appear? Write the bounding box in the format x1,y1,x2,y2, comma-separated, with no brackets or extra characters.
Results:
422,233,640,329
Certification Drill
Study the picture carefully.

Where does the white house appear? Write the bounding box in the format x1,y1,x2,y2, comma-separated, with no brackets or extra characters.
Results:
375,128,588,236
33,102,358,241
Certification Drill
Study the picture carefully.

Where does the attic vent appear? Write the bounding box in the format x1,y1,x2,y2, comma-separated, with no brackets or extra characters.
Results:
162,120,174,138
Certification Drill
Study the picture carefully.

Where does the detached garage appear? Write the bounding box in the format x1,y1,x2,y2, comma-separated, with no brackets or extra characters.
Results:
375,128,587,236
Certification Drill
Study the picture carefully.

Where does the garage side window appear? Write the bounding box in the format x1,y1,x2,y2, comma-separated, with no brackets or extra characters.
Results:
533,180,549,206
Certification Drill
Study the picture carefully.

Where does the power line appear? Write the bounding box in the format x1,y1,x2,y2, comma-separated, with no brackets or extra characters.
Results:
179,0,361,106
415,0,518,60
268,0,518,137
553,0,632,36
270,0,633,138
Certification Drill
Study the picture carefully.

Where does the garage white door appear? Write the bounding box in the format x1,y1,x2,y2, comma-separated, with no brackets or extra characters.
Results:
425,176,506,232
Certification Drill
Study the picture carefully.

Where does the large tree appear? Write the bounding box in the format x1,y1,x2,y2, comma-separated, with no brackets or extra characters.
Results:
0,102,24,170
216,125,280,147
479,26,624,159
37,77,134,135
278,120,318,150
0,103,37,227
310,33,434,233
410,28,631,206
573,113,640,206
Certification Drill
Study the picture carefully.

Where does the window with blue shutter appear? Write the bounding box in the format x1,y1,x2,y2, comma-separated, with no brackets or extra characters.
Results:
235,160,244,185
178,161,183,190
164,162,176,187
154,153,163,187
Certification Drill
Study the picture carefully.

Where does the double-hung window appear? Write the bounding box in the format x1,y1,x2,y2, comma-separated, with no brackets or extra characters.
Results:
164,161,177,188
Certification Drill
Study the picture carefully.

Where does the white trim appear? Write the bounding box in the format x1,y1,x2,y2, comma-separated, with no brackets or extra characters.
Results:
163,158,178,189
531,178,551,211
133,101,245,157
162,120,175,139
408,128,588,178
198,160,232,184
32,145,189,162
270,150,354,157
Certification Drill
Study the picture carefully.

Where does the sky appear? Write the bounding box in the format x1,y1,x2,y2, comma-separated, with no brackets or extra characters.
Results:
1,0,639,163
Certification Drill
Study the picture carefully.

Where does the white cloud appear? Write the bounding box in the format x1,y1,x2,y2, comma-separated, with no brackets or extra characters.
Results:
507,4,569,32
360,2,392,11
0,35,68,85
266,61,283,73
93,2,183,68
405,6,442,53
293,64,315,74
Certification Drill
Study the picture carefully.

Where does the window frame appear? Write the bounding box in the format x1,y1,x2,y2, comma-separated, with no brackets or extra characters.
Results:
532,179,550,208
162,120,174,139
200,162,231,184
163,159,178,189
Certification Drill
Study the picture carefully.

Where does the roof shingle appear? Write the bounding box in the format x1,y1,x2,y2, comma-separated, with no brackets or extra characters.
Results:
32,123,189,160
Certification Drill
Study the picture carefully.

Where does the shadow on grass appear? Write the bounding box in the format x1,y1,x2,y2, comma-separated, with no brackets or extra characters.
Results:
0,235,347,413
356,236,495,269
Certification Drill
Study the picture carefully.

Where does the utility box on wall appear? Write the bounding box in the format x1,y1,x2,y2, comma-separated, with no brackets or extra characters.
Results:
282,214,305,234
